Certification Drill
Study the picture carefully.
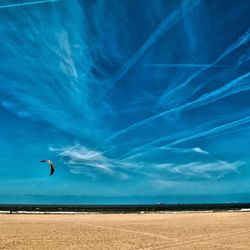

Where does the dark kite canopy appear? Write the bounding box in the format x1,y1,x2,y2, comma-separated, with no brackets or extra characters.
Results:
40,160,55,176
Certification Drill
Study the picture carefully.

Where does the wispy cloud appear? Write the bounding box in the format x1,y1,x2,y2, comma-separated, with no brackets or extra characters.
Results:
0,0,109,140
192,147,209,155
157,161,242,179
0,0,61,9
50,145,114,174
159,27,250,104
1,100,34,119
122,145,208,162
50,144,242,180
108,0,200,89
108,72,250,142
162,147,210,156
124,115,250,161
143,63,225,68
50,145,144,179
167,116,250,147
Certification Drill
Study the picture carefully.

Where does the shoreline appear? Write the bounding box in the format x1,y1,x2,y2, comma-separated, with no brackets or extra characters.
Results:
1,208,250,215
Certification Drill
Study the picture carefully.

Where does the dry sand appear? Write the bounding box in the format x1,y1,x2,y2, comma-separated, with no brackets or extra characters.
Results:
0,212,250,249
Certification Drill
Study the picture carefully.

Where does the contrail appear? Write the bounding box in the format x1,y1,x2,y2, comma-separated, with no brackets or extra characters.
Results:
166,116,250,147
159,27,250,103
108,0,201,89
107,71,250,141
0,0,61,9
123,115,250,161
143,64,225,68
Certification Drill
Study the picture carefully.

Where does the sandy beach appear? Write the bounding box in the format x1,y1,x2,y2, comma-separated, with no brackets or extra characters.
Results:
0,212,250,249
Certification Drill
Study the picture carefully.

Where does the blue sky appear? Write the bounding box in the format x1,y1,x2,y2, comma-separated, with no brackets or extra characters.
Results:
0,0,250,204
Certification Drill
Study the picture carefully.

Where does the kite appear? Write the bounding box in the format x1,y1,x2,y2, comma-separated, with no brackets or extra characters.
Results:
40,160,55,176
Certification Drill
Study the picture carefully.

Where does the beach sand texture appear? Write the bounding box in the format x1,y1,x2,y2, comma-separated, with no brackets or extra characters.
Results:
0,212,250,249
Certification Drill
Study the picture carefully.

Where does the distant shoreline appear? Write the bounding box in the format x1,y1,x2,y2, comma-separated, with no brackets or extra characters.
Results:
0,203,250,214
1,210,250,215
